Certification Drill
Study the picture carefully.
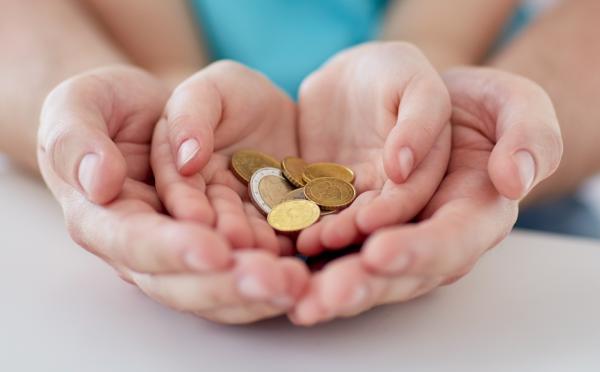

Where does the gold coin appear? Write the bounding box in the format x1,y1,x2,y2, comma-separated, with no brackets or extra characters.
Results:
249,167,294,215
304,177,356,209
281,157,307,187
267,200,321,232
283,188,307,202
231,150,280,184
302,162,355,184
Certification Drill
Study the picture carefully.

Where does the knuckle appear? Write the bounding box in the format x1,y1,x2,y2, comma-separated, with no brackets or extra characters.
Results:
64,211,86,248
166,112,193,137
62,200,102,257
42,124,73,162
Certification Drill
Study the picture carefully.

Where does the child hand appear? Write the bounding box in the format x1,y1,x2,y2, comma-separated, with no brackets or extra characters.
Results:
38,66,232,278
295,42,452,256
151,61,299,255
148,61,314,323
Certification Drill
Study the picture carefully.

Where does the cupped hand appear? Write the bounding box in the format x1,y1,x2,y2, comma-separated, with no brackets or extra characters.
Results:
152,45,454,324
151,61,299,255
296,42,452,256
39,66,309,325
290,67,563,326
150,61,311,323
38,66,232,277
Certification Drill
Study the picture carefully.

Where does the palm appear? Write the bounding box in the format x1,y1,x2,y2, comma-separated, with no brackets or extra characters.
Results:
295,44,451,255
290,68,563,326
152,62,298,254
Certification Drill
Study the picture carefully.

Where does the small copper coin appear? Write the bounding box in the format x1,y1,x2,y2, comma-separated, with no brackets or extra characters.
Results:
231,149,280,184
304,177,356,210
281,157,308,187
302,162,355,184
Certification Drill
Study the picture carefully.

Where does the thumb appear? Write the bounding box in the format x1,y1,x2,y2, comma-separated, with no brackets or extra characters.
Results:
383,70,451,184
445,68,563,200
39,81,127,204
38,66,166,204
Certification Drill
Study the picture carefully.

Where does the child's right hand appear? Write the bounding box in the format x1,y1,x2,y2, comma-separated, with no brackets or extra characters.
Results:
149,61,311,323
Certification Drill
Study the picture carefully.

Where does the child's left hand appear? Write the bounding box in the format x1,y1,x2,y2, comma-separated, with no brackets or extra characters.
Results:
296,42,451,256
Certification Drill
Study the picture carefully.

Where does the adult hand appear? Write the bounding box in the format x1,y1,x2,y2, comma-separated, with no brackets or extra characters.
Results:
296,42,452,256
38,66,232,277
290,67,562,326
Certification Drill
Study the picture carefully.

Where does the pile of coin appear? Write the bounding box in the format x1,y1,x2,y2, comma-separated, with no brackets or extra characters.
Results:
230,149,357,232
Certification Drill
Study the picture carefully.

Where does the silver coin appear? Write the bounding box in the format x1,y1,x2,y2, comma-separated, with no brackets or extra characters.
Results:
283,187,307,202
249,167,294,215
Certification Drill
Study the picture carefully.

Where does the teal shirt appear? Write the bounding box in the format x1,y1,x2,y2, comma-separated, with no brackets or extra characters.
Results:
190,0,388,97
190,1,532,97
189,2,597,238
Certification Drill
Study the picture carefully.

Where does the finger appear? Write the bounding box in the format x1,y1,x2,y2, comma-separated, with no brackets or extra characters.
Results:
383,68,452,183
375,276,430,306
62,195,232,274
38,67,166,204
151,118,216,225
290,255,387,326
362,189,517,277
199,302,285,325
277,235,296,256
197,256,310,323
444,67,563,200
318,191,375,249
357,126,450,233
132,251,297,313
296,214,335,257
118,178,163,212
163,73,219,175
207,184,255,249
243,202,280,255
164,60,295,175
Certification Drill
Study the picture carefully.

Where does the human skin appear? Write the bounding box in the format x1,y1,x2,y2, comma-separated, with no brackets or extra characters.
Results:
150,44,452,322
1,0,567,324
291,67,562,325
489,0,600,204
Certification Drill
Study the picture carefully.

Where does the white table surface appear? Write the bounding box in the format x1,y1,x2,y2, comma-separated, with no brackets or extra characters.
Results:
1,160,599,372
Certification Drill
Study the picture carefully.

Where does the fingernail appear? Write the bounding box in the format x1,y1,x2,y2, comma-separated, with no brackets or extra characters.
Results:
513,150,536,193
183,250,210,272
271,295,294,308
177,138,200,170
398,147,414,181
348,284,369,309
78,153,100,196
386,252,411,274
237,275,271,300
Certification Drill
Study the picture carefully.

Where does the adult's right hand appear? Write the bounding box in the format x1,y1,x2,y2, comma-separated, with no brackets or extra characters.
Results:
38,66,308,324
38,66,234,277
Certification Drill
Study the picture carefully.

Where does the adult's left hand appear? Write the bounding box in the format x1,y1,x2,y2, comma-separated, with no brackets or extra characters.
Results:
291,67,563,326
